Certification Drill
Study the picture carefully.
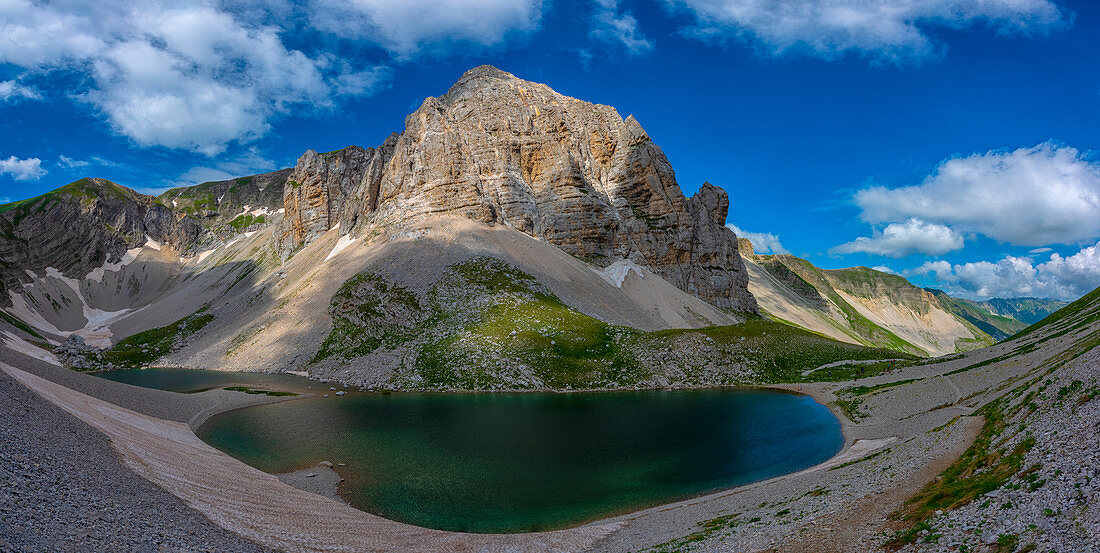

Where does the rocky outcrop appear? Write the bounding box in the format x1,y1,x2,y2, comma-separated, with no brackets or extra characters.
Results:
0,179,201,297
278,143,393,257
278,65,756,312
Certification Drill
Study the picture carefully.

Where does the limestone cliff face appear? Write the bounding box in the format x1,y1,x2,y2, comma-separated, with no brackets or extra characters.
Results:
278,66,756,312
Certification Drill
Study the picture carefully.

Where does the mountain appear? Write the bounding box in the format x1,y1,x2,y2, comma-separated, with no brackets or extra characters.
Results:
0,178,200,298
928,291,1029,341
977,297,1067,325
739,237,1078,356
10,66,1074,389
158,169,290,236
740,239,996,356
276,66,756,313
0,66,795,390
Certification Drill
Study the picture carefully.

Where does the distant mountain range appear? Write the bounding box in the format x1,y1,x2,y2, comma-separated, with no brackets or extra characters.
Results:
739,238,1065,356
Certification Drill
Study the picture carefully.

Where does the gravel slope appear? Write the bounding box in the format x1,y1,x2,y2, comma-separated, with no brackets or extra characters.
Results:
0,369,274,553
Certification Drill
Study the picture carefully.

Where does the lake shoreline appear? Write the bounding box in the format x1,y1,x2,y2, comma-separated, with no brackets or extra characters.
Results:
0,341,1026,552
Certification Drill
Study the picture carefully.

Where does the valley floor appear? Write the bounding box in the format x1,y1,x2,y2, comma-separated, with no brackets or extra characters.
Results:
0,302,1096,553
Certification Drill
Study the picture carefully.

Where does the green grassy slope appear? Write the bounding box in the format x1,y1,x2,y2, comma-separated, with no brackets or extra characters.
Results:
312,257,910,390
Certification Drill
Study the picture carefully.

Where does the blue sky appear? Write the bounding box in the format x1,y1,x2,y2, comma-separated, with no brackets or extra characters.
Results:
2,0,1099,301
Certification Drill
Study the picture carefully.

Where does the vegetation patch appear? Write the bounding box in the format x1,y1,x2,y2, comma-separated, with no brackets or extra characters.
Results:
223,386,296,397
312,257,910,391
312,272,425,363
843,378,923,396
887,392,1038,548
641,513,743,553
73,308,214,370
0,310,44,339
228,213,265,231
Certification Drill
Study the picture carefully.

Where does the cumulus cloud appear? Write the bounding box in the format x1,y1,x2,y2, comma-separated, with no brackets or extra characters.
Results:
0,156,46,181
909,242,1100,300
855,142,1100,247
0,1,390,156
727,223,789,254
664,0,1066,63
871,265,898,275
307,0,544,57
831,218,963,257
0,80,40,102
590,0,654,54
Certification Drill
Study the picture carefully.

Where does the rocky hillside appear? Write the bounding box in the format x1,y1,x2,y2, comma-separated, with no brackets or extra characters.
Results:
892,286,1100,553
929,290,1029,341
0,179,201,299
740,239,996,356
978,296,1067,325
276,65,756,312
158,169,290,236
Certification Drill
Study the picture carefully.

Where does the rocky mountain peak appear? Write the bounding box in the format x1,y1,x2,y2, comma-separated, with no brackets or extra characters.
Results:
0,178,202,299
277,66,757,312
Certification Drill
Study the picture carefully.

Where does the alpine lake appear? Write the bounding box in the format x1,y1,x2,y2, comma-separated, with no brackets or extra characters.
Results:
96,368,844,533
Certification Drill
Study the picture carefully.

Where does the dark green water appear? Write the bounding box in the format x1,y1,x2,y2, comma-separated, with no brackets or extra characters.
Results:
197,387,843,533
93,367,325,394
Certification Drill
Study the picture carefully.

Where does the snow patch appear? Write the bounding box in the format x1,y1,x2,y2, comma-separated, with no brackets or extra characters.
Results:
144,236,163,250
18,268,143,347
325,234,356,262
86,246,142,283
46,267,138,346
595,259,645,288
232,205,271,221
190,249,214,264
1,331,60,365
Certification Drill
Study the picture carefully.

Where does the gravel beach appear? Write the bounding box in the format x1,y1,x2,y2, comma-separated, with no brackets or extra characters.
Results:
0,368,274,553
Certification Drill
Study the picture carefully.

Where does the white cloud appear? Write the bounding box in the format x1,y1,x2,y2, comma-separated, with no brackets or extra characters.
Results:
590,0,654,54
855,142,1100,247
665,0,1066,63
1029,247,1053,254
871,265,898,275
58,155,89,169
910,259,956,282
0,1,390,156
0,80,40,102
831,218,963,257
307,0,544,57
727,223,789,254
910,242,1100,300
0,156,46,181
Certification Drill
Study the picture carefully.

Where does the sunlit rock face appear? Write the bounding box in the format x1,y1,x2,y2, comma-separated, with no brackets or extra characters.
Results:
279,65,756,312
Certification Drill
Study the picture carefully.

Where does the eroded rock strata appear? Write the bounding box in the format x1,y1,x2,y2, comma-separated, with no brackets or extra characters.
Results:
278,66,756,312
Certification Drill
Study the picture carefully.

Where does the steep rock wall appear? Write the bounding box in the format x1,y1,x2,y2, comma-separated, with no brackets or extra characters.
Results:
278,66,756,312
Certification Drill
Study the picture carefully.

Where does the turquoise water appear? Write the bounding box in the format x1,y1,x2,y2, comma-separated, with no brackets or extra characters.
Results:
197,387,843,533
92,367,325,394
